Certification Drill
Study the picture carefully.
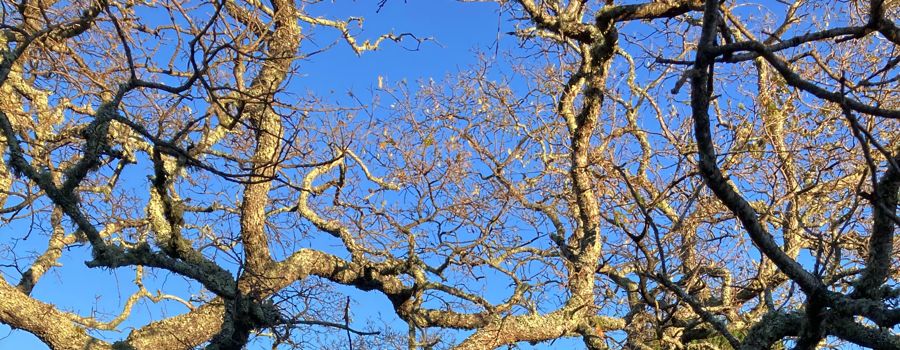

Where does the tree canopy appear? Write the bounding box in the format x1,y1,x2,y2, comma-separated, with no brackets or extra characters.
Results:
2,0,900,349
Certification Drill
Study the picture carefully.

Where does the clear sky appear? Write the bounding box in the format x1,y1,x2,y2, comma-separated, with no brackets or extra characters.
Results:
0,1,590,349
1,1,825,349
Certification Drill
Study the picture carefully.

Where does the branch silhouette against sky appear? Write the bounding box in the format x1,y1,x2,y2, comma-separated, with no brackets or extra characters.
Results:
1,0,900,349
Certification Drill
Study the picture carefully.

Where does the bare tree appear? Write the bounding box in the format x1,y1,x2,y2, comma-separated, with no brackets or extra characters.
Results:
2,0,900,349
0,0,421,348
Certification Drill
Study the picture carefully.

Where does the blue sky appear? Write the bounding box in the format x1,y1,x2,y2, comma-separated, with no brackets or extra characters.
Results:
0,0,841,349
0,1,587,349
